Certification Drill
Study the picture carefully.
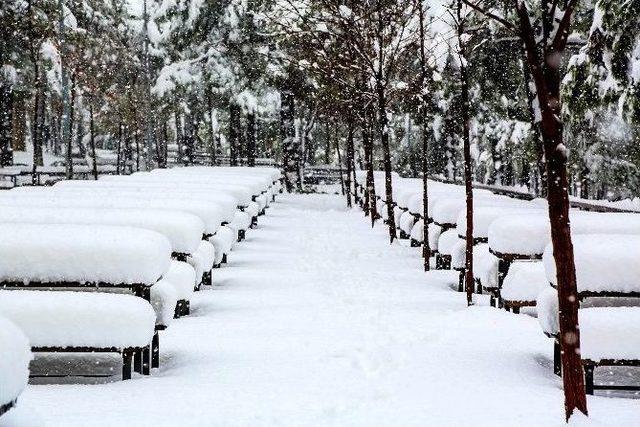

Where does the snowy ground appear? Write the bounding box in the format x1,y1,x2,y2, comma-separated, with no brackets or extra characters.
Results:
10,194,640,426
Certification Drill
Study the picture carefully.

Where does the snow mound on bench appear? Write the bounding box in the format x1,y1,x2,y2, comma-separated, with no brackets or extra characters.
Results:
437,230,462,256
0,224,171,285
501,261,547,303
544,234,640,293
151,279,179,328
451,240,467,269
0,317,31,407
537,288,640,361
0,193,225,236
489,212,640,256
50,182,240,223
229,211,251,233
456,205,546,240
474,244,498,289
399,211,416,234
164,261,196,300
0,291,156,348
0,206,204,255
210,226,237,263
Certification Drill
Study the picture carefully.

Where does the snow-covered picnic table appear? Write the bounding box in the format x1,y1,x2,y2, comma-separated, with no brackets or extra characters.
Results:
0,224,173,379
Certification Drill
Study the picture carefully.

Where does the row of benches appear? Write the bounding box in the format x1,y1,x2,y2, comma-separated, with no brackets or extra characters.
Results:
353,172,640,395
0,166,283,419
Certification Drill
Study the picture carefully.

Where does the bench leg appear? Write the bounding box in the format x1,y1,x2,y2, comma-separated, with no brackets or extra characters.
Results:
489,295,496,308
457,270,465,293
554,340,562,376
142,345,151,375
512,306,520,315
203,270,212,287
475,279,482,294
222,253,228,264
238,229,245,242
152,332,160,369
183,300,190,316
134,348,143,373
251,217,258,228
584,365,595,395
122,349,133,380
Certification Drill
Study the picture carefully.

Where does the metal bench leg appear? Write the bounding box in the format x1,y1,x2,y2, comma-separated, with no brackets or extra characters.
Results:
142,345,151,375
458,270,465,293
122,349,133,380
554,340,562,376
134,348,143,373
152,332,160,369
183,301,190,316
584,365,595,395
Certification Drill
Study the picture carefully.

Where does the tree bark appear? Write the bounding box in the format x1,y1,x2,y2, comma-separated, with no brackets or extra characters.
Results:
345,115,355,208
457,0,474,306
362,107,377,225
280,89,301,191
514,1,587,420
89,103,98,180
247,110,257,167
0,79,13,166
376,80,397,243
418,1,431,271
229,102,241,167
32,60,46,182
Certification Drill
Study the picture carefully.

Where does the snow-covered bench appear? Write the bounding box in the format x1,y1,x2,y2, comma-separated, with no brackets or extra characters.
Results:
500,261,547,313
0,317,31,417
0,190,236,272
0,224,172,379
487,212,640,307
539,234,640,393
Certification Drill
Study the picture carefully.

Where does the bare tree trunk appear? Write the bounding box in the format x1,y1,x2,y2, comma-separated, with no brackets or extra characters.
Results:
174,110,183,163
32,61,45,183
280,89,301,191
362,108,377,225
457,0,474,306
345,115,355,207
229,102,241,167
335,128,345,195
116,120,122,175
89,102,98,180
515,1,587,420
418,1,431,271
247,110,256,167
0,79,14,166
207,91,217,166
376,80,397,242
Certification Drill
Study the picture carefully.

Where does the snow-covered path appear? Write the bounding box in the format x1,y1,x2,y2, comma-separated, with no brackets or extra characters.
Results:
16,194,640,426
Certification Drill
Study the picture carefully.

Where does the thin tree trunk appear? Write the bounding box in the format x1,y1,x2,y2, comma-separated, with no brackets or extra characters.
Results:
362,108,377,225
418,1,431,271
515,2,587,420
175,110,183,162
32,61,45,183
280,89,300,191
376,80,397,242
335,128,345,195
116,120,122,175
345,115,355,207
0,80,13,167
89,103,98,180
247,110,256,167
229,102,240,167
457,0,474,306
207,92,217,166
